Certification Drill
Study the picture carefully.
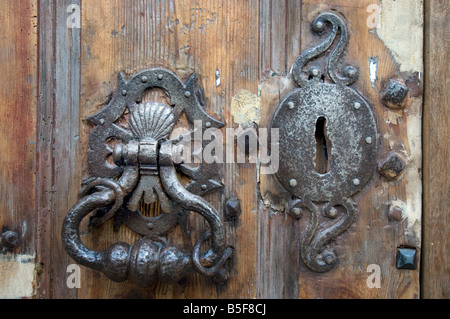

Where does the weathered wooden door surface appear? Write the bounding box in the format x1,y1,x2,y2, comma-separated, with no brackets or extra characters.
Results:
0,0,448,299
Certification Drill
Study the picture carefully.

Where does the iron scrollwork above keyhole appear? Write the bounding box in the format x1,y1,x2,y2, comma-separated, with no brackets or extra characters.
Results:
62,68,232,286
270,12,378,272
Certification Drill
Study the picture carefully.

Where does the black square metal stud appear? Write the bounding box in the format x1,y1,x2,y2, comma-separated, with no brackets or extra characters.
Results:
396,248,417,270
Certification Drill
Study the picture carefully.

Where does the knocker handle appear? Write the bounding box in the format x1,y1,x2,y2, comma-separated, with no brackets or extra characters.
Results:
159,141,233,279
62,143,232,286
158,141,228,256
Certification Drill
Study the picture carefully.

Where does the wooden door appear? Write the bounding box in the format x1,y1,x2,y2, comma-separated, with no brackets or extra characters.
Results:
0,0,447,299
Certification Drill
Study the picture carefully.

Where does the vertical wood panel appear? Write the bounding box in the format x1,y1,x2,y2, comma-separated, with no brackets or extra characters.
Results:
422,0,450,299
259,0,302,77
67,0,260,299
36,0,55,298
257,0,303,299
52,0,82,299
0,0,38,298
259,0,423,298
36,0,82,299
0,0,37,251
298,0,422,299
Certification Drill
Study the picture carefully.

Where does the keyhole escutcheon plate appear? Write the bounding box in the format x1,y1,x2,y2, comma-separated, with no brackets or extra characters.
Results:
271,83,377,202
269,11,378,273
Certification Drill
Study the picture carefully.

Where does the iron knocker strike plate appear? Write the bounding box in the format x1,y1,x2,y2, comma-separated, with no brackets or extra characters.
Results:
270,12,378,272
62,69,232,286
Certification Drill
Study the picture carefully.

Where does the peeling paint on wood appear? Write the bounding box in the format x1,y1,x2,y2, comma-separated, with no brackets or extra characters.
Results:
230,90,261,128
403,98,423,244
0,254,36,298
377,0,424,73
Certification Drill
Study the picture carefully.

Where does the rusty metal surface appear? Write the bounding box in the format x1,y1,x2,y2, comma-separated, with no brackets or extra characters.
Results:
1,230,20,251
272,84,377,202
62,68,231,286
378,152,407,181
291,12,358,88
87,68,224,179
270,12,378,273
382,79,409,109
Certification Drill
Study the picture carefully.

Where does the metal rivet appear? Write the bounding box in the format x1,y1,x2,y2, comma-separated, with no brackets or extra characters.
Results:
388,205,404,222
315,21,324,30
382,79,409,109
122,90,127,96
346,66,357,78
141,76,148,83
328,207,338,219
365,137,373,144
99,119,105,125
184,91,192,98
353,178,360,186
378,152,407,181
205,122,211,128
324,253,336,265
1,231,20,249
291,207,303,219
288,102,295,110
157,74,163,80
310,68,320,77
354,102,361,110
289,179,298,187
225,198,242,220
201,184,208,191
147,223,154,230
396,248,417,270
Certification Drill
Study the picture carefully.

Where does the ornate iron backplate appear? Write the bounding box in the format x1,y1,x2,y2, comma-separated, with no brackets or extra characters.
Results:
270,12,378,272
62,68,232,286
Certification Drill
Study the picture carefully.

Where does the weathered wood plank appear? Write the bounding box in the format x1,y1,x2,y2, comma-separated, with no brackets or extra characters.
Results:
422,0,450,299
0,0,38,298
257,0,303,299
259,0,302,77
68,0,260,299
299,0,422,299
52,0,83,299
258,0,423,298
35,0,56,299
35,0,82,299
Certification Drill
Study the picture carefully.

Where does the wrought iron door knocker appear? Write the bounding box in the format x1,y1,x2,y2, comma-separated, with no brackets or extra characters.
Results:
62,68,232,286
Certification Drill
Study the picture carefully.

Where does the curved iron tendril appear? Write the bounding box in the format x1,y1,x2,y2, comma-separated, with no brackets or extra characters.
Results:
291,12,358,87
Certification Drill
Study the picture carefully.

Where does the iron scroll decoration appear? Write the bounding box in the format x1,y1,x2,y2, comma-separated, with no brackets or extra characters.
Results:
61,68,233,286
269,12,378,272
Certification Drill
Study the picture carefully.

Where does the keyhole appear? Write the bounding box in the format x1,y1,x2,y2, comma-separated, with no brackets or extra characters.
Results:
315,117,332,174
